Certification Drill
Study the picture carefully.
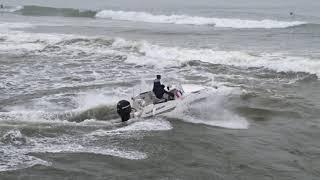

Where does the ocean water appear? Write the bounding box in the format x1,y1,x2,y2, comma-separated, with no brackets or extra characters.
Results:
0,0,320,179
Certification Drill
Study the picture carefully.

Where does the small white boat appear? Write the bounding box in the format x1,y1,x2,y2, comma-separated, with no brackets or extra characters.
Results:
116,84,185,121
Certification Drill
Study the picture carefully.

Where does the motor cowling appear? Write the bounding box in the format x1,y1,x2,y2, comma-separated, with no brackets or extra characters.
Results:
117,100,132,122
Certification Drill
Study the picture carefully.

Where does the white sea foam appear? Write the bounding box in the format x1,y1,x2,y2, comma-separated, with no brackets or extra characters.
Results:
27,142,147,160
0,142,145,172
166,86,249,129
0,22,34,31
1,29,319,76
74,91,120,110
0,152,51,172
0,30,65,54
112,39,320,76
0,6,22,13
96,10,306,28
182,84,207,94
110,118,172,132
1,129,27,145
90,118,172,137
0,111,119,128
0,129,147,172
181,113,249,129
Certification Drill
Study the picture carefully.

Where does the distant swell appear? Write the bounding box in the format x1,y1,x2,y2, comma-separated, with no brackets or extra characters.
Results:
96,10,307,28
2,5,308,28
0,5,23,13
16,5,96,18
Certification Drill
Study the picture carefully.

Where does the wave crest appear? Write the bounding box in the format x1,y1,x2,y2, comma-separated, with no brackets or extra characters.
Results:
96,10,307,28
1,5,307,28
0,5,22,12
0,28,319,76
15,5,96,18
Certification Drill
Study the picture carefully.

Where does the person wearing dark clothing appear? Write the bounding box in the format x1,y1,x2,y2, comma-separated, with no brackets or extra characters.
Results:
153,75,161,87
0,4,3,8
153,75,164,99
152,75,174,100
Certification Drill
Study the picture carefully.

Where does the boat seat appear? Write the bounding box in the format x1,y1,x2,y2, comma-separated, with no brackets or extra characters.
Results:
153,98,167,104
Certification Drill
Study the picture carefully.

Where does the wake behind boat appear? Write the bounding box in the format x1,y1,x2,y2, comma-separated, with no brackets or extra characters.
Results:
65,82,211,124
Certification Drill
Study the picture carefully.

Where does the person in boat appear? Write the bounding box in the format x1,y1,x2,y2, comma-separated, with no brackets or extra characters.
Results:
152,75,174,100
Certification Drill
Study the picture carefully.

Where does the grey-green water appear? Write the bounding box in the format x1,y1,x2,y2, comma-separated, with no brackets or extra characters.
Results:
0,0,320,179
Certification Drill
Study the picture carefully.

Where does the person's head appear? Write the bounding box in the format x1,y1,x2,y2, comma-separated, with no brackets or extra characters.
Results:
156,75,161,79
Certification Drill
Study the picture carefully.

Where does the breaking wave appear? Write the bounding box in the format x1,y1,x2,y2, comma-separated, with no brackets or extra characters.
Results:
118,40,320,77
1,5,307,28
96,10,307,28
0,27,319,77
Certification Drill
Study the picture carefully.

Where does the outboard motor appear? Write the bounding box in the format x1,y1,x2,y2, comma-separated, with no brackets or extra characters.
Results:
117,100,132,122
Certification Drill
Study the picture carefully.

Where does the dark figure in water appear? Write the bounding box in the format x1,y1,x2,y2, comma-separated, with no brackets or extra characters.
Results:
152,75,174,100
290,12,294,16
0,4,3,9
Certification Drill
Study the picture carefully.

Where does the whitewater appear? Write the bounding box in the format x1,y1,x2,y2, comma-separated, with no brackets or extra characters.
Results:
1,0,320,179
1,5,308,28
96,10,307,28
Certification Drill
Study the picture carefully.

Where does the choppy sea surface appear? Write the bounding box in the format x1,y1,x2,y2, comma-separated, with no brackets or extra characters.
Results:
1,0,320,179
